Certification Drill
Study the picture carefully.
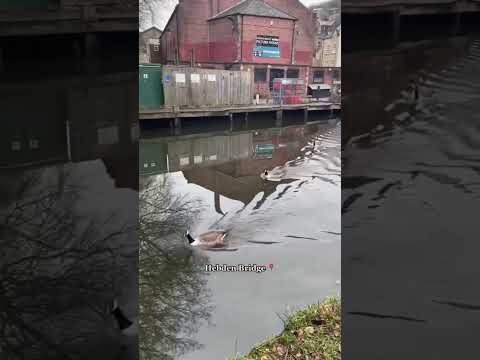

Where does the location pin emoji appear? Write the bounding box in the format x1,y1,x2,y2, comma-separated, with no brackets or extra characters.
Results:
268,263,274,270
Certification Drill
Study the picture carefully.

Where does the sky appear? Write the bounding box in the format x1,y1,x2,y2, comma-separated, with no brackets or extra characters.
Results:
141,0,336,31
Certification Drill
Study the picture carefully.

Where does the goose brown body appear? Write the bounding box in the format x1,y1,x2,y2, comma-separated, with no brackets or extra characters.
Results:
185,230,228,248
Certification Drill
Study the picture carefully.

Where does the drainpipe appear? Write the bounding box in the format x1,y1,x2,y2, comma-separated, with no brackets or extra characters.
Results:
176,10,180,64
240,15,244,62
291,20,297,64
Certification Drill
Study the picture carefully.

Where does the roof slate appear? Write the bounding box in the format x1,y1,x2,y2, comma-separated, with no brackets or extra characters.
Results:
210,0,296,21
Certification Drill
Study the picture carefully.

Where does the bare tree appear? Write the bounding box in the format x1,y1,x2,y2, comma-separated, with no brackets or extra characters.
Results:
139,0,159,30
139,176,213,360
0,169,135,360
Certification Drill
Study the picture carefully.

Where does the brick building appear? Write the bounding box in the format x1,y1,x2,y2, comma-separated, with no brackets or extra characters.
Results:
159,0,333,99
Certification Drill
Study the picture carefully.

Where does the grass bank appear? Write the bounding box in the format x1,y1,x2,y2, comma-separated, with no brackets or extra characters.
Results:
230,298,341,360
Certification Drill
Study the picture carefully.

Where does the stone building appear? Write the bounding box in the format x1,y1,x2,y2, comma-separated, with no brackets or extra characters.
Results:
139,26,162,63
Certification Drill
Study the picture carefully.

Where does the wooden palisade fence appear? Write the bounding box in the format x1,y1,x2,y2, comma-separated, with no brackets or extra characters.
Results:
162,66,253,108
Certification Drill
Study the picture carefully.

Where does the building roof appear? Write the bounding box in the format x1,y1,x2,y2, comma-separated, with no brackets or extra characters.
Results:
141,26,162,34
209,0,296,21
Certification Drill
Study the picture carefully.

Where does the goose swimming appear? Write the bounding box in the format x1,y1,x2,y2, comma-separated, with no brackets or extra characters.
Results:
260,168,284,182
185,230,228,248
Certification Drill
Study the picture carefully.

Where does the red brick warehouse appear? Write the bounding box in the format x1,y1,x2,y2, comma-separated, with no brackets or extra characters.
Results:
159,0,329,99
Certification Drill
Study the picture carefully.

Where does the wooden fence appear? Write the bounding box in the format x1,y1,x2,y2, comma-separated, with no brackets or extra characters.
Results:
162,66,253,108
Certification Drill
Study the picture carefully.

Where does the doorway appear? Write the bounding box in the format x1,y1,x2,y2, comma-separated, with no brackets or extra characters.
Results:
269,68,285,91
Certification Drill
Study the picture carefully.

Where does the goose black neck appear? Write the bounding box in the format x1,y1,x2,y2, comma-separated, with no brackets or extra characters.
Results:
112,307,133,330
186,233,195,244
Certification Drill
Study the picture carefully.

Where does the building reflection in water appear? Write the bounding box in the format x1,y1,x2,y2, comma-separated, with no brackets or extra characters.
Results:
140,120,333,212
139,118,341,359
0,27,139,360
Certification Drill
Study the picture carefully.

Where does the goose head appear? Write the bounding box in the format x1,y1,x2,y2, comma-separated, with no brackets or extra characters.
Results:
110,298,135,333
184,230,196,244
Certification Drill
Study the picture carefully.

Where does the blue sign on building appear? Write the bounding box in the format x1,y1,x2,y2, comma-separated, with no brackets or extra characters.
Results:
253,35,280,58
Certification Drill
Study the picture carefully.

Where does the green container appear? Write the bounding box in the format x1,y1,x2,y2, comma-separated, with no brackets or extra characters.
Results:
139,140,169,176
1,92,66,168
254,144,275,159
139,64,164,109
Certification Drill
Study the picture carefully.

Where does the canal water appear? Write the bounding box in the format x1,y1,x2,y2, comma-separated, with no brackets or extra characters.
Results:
139,118,341,359
0,159,138,360
343,35,480,358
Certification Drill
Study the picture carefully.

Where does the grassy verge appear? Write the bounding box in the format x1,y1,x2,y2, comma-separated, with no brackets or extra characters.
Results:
230,298,341,360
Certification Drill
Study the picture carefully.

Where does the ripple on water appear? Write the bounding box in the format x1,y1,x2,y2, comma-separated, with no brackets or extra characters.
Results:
343,37,480,359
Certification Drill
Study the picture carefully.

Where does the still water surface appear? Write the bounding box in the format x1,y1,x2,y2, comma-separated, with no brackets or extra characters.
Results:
140,119,341,359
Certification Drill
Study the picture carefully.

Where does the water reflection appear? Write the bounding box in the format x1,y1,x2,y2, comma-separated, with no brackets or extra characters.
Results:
141,119,341,359
343,35,480,358
139,177,212,359
0,163,137,360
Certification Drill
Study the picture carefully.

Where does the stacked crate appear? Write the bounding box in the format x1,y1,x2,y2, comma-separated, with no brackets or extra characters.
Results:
272,78,305,105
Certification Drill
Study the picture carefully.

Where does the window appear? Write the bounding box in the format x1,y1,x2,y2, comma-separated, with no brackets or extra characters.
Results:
286,69,299,79
254,68,267,83
313,70,324,83
153,44,159,52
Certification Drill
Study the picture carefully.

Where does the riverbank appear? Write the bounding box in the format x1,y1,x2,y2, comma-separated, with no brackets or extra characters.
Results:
231,298,341,360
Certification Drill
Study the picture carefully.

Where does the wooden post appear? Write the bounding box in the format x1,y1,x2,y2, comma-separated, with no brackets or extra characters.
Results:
304,108,308,123
453,11,461,36
65,119,72,162
392,10,401,47
245,112,249,128
276,110,283,127
84,33,98,57
174,117,182,135
229,113,234,132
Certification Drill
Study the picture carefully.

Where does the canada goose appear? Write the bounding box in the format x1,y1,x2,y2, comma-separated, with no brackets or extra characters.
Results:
185,230,228,248
260,168,284,182
110,299,137,337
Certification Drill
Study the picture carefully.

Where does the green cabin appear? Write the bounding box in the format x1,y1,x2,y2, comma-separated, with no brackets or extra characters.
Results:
139,64,164,109
139,140,169,176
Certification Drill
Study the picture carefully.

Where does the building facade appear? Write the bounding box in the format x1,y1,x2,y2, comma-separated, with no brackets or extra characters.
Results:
309,6,341,99
159,0,318,99
139,26,163,63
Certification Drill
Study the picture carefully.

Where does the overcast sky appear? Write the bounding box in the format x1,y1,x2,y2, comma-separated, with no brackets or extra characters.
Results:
142,0,336,31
